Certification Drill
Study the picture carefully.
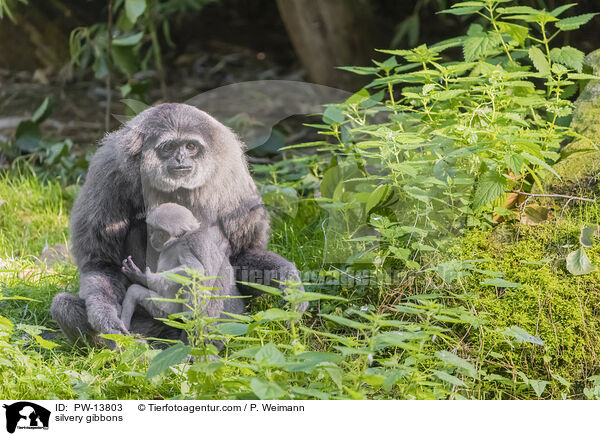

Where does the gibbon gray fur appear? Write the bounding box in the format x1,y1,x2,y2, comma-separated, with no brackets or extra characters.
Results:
50,103,306,347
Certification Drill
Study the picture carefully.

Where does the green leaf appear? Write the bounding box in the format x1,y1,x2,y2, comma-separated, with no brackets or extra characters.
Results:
434,260,465,284
0,316,14,335
292,291,347,302
92,55,108,79
550,3,577,18
556,13,599,31
33,335,58,350
373,332,422,348
337,66,379,76
0,294,40,302
111,46,139,75
319,165,340,198
321,314,368,329
121,99,150,115
255,308,300,322
496,21,529,46
16,323,43,336
523,205,549,225
120,84,132,98
506,154,525,175
250,378,286,400
113,32,144,47
237,281,282,296
504,11,557,24
99,333,136,348
433,370,467,387
211,322,248,336
290,386,330,400
362,372,385,387
472,171,506,209
580,226,599,248
146,342,191,379
32,97,52,123
449,2,487,7
403,186,430,203
529,380,548,398
365,185,389,214
431,89,467,101
435,350,477,377
463,24,502,61
566,247,597,275
528,46,550,75
522,152,560,179
504,326,544,346
389,246,410,260
323,105,345,124
550,46,585,72
345,88,371,106
285,352,342,372
376,56,398,72
254,343,286,367
15,120,43,153
125,0,146,24
497,6,540,15
439,6,483,16
480,278,521,288
552,373,571,387
567,73,600,81
552,63,568,75
324,364,343,389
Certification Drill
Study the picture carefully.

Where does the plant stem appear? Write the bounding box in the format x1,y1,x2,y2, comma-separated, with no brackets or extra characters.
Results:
540,23,552,59
510,191,596,203
488,5,514,62
105,0,113,131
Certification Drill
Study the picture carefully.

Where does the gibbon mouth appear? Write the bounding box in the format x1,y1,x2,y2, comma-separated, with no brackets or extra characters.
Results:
169,166,193,175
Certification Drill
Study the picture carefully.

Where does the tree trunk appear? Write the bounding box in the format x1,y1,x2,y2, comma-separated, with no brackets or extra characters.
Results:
0,0,92,71
276,0,379,90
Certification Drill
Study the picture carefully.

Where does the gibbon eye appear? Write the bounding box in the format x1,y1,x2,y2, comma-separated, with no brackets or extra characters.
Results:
185,143,196,151
159,142,176,155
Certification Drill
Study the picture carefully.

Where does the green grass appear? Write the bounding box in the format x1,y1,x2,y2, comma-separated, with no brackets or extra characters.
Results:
0,173,72,259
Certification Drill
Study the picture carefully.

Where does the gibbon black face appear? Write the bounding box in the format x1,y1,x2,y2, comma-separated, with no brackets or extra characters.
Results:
141,132,214,193
156,139,205,179
149,227,171,252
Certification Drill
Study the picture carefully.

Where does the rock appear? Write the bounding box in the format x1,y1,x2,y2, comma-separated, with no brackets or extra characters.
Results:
570,50,600,140
38,243,73,267
547,49,600,196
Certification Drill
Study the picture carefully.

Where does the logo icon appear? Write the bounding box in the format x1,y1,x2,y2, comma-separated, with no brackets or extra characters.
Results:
3,402,50,433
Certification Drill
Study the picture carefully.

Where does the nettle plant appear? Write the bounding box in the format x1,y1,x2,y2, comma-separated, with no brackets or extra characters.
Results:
98,271,496,399
70,0,214,99
0,98,89,183
315,0,598,268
